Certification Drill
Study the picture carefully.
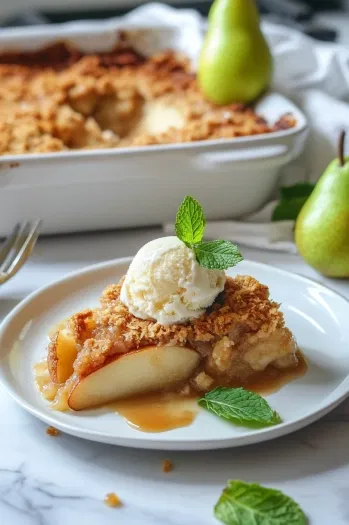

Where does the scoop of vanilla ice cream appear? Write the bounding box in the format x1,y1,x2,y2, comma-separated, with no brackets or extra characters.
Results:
120,236,225,325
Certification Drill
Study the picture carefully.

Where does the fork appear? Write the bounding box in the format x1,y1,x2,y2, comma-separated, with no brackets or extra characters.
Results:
0,220,42,285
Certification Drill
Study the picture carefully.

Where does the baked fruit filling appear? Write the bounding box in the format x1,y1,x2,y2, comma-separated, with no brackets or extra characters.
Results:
37,274,298,411
0,42,296,156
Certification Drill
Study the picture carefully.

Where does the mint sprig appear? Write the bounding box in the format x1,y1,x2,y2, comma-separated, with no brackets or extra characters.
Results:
175,196,243,271
195,240,243,270
198,387,282,427
272,183,315,222
215,480,308,525
175,196,205,245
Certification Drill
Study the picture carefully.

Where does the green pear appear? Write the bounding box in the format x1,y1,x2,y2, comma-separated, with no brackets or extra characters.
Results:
295,131,349,278
198,0,273,105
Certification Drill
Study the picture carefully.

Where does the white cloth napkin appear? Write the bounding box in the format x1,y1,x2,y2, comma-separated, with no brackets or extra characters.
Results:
122,3,349,252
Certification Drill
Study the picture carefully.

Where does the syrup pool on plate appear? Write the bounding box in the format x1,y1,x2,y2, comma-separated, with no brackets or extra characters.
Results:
110,393,198,433
33,352,307,432
108,351,307,433
244,351,307,395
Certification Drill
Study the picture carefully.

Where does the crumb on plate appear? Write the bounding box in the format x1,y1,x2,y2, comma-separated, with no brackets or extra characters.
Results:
46,426,61,436
162,459,174,473
104,492,122,507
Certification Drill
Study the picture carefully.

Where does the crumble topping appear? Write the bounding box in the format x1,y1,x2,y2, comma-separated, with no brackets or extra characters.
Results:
99,275,282,347
0,42,296,156
192,371,214,391
71,275,290,379
70,310,96,341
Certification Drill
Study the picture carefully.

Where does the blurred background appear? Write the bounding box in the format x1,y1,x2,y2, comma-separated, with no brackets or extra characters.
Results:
1,0,349,45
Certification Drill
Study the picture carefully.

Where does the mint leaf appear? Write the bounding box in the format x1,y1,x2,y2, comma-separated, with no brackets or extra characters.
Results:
174,196,243,271
198,387,282,427
280,182,315,200
194,240,243,270
272,183,315,222
215,480,308,525
272,197,309,222
175,196,205,245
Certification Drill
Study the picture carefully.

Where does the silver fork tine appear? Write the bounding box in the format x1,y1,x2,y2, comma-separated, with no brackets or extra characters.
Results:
0,222,30,274
5,220,42,279
0,223,22,267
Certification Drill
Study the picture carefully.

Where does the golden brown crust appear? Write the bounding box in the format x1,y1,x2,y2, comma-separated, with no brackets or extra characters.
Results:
68,275,289,379
99,275,283,348
73,338,120,378
46,273,298,397
70,309,95,344
0,43,296,156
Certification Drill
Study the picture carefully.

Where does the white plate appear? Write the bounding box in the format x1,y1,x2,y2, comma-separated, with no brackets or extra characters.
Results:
0,258,348,451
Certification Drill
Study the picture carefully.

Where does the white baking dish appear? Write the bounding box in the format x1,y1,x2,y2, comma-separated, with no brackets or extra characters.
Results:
0,18,308,236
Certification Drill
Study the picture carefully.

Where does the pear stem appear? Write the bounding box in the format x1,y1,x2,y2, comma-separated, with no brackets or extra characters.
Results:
338,130,346,167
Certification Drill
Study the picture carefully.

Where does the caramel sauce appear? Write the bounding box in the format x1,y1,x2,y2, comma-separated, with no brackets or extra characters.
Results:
34,360,59,401
203,351,308,395
34,359,72,410
243,351,308,395
109,352,307,433
110,393,198,433
34,350,307,433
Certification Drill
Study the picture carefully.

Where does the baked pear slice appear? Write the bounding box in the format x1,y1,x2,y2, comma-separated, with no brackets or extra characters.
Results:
48,328,78,384
68,345,200,411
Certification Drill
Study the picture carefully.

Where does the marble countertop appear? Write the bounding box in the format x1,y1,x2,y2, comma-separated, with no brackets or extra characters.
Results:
1,227,349,525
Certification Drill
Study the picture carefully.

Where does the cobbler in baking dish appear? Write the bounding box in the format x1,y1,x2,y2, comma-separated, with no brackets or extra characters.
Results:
0,41,296,156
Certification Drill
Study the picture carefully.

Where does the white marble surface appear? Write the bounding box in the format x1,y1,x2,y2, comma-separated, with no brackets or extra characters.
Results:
1,228,349,525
